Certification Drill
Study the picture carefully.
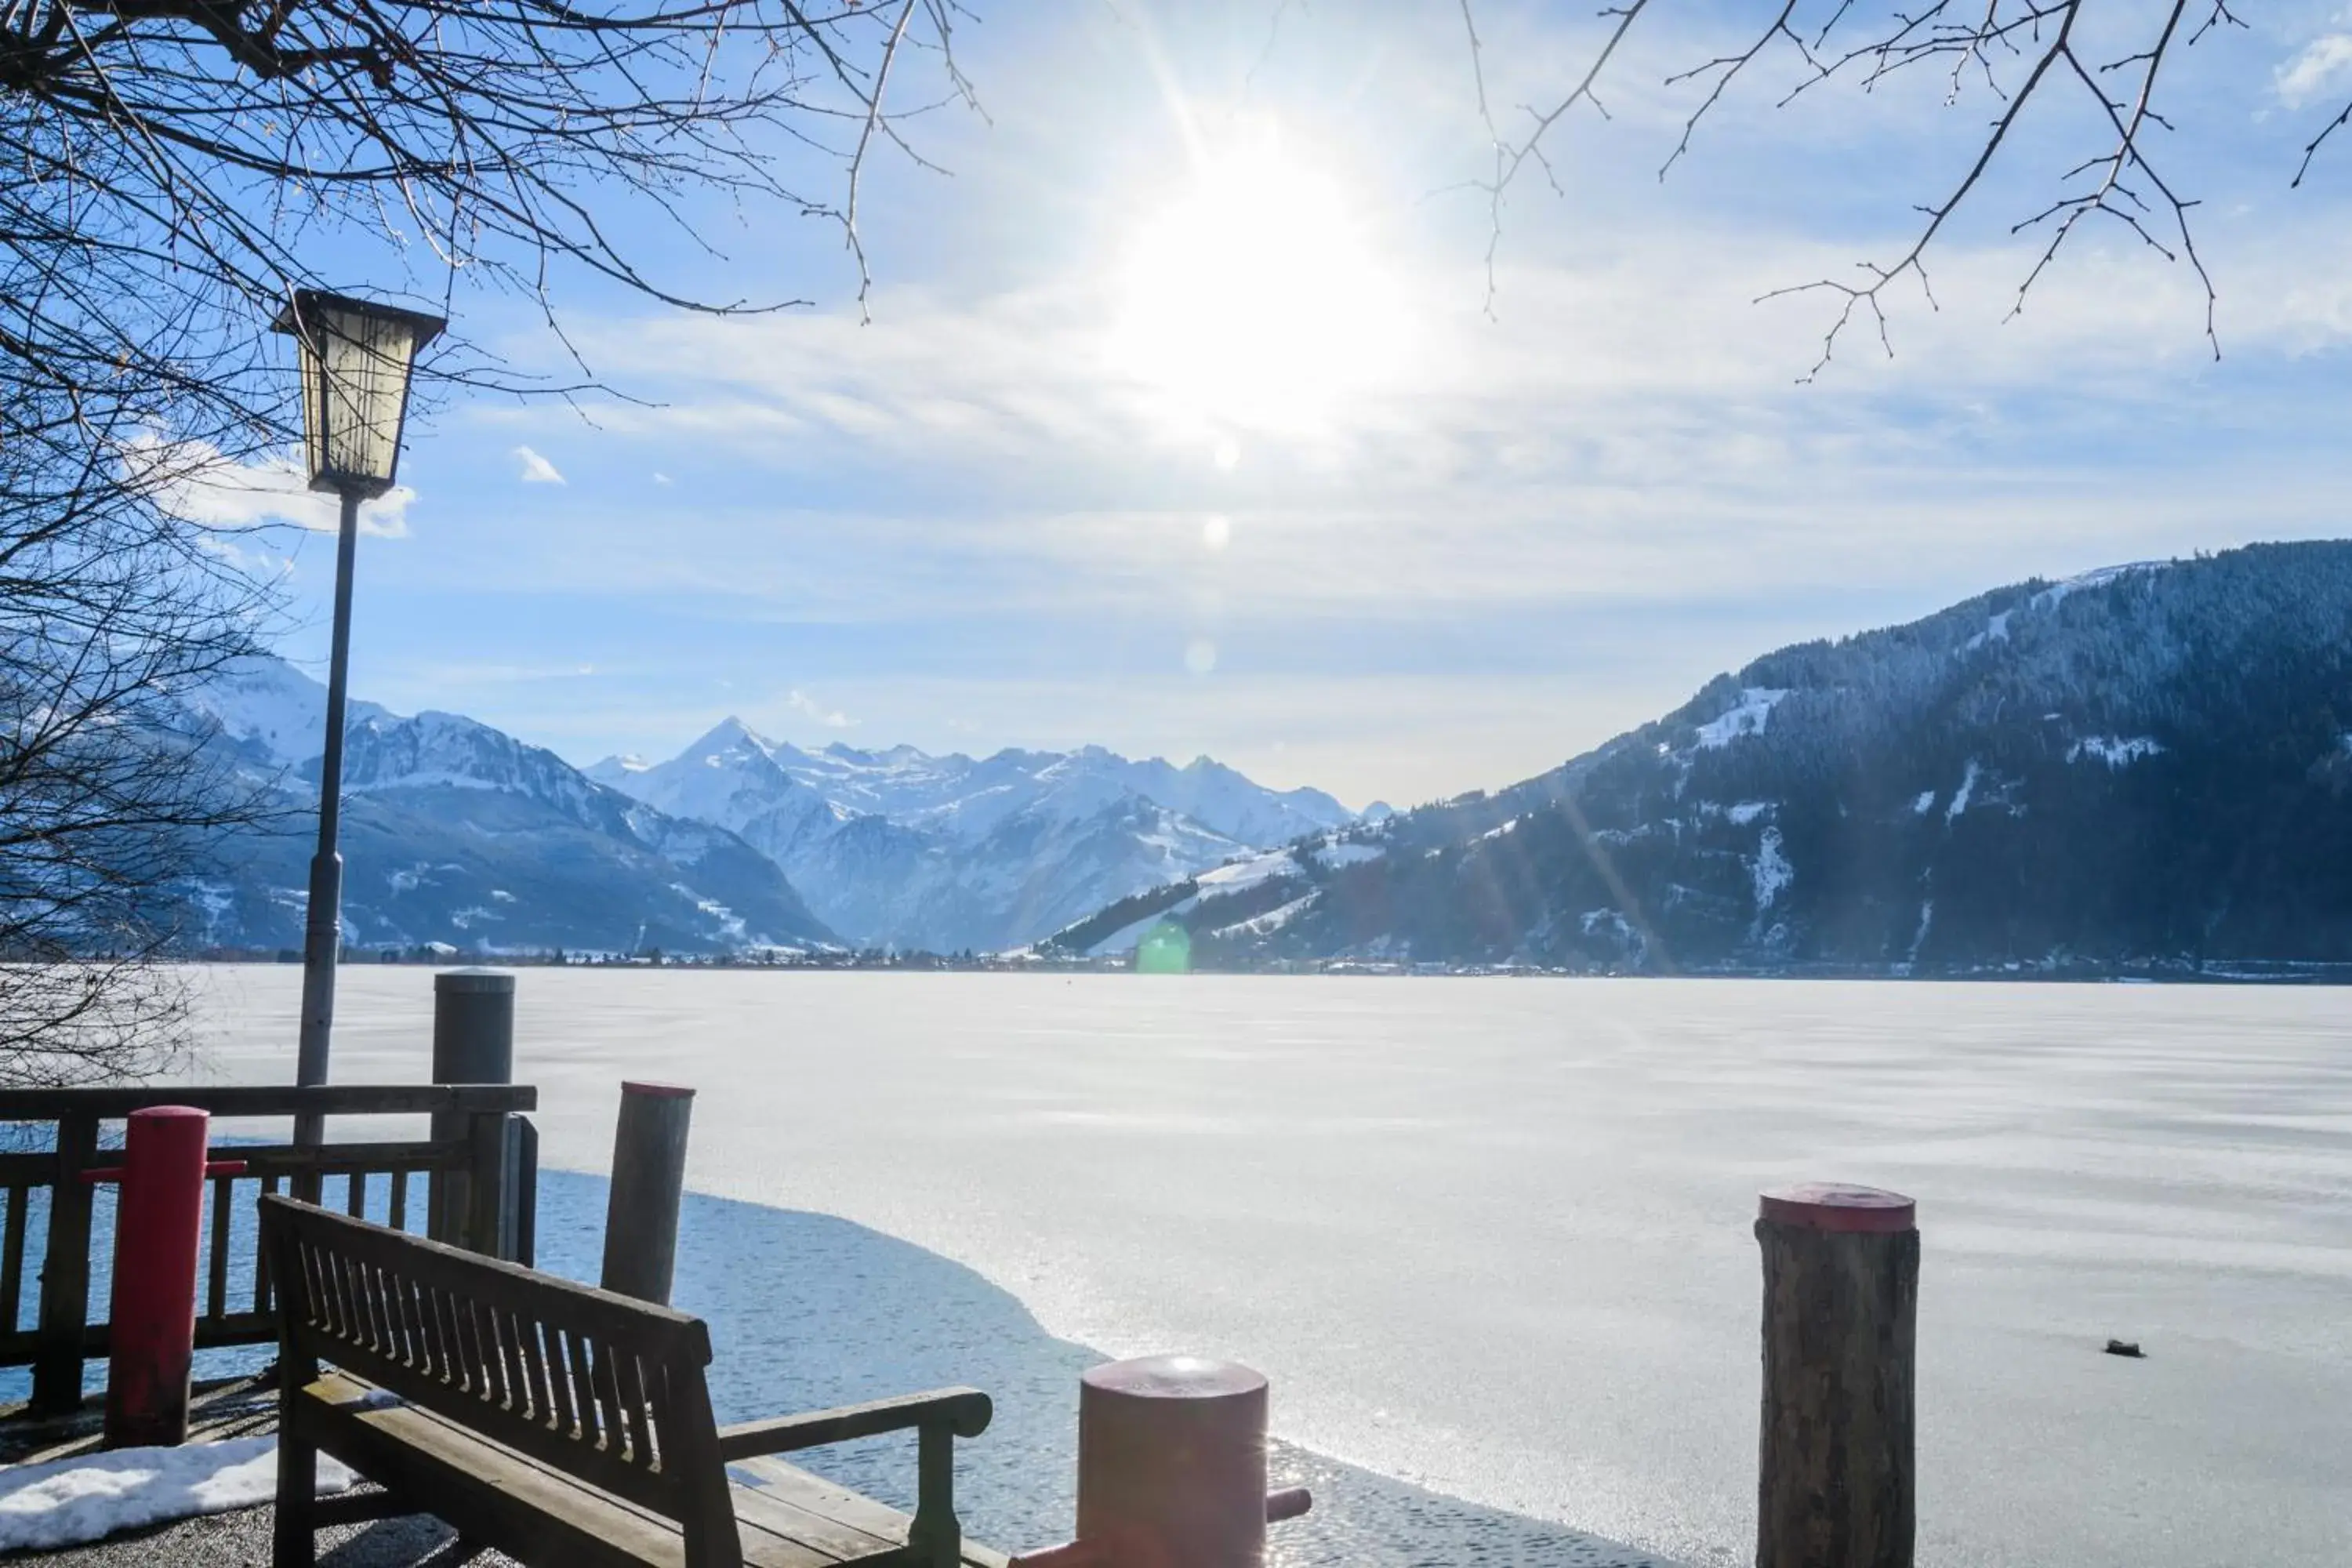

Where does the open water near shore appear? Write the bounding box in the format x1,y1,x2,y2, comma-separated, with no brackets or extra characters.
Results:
185,969,2352,1566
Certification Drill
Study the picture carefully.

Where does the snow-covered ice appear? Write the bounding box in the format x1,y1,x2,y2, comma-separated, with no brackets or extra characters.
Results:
189,969,2352,1568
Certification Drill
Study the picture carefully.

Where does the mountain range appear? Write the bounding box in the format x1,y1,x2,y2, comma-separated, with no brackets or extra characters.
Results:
183,659,835,956
585,723,1356,952
1044,542,2352,976
176,658,1357,957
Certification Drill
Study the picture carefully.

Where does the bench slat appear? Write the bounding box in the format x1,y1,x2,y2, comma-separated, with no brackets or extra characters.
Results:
292,1375,1004,1568
263,1196,713,1523
729,1460,1009,1568
261,1196,993,1568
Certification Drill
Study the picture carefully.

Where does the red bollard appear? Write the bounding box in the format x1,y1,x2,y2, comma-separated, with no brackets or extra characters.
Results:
99,1107,215,1449
1012,1355,1312,1568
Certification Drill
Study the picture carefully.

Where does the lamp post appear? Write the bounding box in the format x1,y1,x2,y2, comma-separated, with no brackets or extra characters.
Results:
273,291,443,1148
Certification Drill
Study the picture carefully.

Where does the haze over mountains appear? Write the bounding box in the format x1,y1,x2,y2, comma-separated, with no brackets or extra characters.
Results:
177,657,1357,956
1048,542,2352,976
184,659,835,956
172,540,2352,973
585,723,1356,952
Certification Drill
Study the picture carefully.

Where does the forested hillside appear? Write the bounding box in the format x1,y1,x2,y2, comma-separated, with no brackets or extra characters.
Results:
1109,543,2352,974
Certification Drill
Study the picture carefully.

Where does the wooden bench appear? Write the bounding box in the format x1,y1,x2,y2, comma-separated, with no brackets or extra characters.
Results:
259,1196,1000,1568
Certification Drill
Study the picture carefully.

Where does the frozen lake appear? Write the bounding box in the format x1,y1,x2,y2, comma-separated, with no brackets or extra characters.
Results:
188,969,2352,1566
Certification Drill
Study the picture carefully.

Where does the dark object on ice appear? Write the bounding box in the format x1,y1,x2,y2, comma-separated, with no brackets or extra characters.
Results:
2104,1338,2146,1359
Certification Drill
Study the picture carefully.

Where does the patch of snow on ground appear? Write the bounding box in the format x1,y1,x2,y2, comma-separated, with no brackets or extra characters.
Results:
1913,789,1936,815
1216,894,1316,939
2031,561,2167,613
2068,736,2165,767
0,1438,353,1552
1962,611,2012,651
1086,896,1202,956
1726,801,1771,826
1751,826,1793,910
1195,851,1298,892
1312,840,1384,869
1946,761,1980,822
1479,818,1520,840
1694,688,1791,750
670,883,744,936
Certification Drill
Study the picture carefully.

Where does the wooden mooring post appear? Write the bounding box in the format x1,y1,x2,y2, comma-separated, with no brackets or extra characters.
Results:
1011,1355,1312,1568
427,968,515,1248
600,1081,694,1305
1755,1182,1918,1568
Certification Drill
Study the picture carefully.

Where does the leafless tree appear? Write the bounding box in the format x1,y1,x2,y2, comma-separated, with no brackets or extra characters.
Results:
0,2,967,1078
1461,2,2347,375
0,384,281,1083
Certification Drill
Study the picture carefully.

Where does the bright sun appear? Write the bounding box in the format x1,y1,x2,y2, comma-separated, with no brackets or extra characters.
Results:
1110,136,1403,432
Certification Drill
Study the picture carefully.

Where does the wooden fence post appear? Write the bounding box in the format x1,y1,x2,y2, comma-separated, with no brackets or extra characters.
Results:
30,1112,100,1416
600,1082,692,1305
429,969,514,1245
1755,1183,1918,1568
462,1112,514,1258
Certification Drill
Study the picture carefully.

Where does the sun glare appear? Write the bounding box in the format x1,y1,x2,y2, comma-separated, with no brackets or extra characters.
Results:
1110,136,1405,432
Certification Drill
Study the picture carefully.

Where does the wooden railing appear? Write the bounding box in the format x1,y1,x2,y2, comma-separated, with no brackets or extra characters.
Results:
0,1083,537,1416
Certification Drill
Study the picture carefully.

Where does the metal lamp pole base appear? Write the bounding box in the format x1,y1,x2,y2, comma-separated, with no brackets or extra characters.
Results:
293,488,363,1151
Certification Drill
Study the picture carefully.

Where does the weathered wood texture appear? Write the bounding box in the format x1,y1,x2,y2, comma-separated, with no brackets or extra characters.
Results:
601,1083,694,1305
429,971,516,1246
1755,1215,1918,1568
0,1083,535,1412
261,1197,993,1568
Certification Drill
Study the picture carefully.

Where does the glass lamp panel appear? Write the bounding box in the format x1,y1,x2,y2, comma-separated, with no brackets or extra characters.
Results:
311,301,421,493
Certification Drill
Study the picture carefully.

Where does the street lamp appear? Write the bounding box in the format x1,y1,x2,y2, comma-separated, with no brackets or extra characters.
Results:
273,290,443,1146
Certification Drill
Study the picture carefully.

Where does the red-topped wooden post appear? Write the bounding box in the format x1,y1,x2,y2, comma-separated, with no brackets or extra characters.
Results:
1011,1354,1312,1568
1755,1182,1918,1568
102,1108,212,1448
1079,1356,1267,1567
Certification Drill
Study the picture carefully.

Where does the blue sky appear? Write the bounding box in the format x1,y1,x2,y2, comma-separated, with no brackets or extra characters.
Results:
204,2,2352,809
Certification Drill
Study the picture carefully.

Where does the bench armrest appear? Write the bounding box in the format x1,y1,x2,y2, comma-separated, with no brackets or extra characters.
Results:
716,1386,993,1462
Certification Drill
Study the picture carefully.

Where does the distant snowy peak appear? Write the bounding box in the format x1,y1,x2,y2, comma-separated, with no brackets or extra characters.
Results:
183,655,387,770
602,720,1356,851
591,719,1360,951
584,753,650,783
341,710,608,817
172,658,836,955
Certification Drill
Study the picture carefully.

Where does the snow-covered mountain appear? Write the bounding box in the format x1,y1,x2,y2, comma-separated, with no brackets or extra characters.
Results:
177,659,834,956
1057,542,2352,975
587,722,1356,952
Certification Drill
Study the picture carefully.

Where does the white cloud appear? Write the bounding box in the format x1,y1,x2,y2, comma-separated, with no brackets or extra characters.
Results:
786,688,855,728
2278,34,2352,109
512,445,566,485
127,437,412,537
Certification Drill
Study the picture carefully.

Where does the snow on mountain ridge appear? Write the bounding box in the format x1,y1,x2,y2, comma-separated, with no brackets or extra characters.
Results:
593,716,1356,950
172,657,835,955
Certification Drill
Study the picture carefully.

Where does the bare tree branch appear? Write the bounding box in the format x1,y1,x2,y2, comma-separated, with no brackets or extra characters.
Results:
1465,1,2315,372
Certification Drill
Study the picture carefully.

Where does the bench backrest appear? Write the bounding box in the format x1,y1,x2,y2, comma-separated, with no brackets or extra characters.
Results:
259,1195,732,1537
